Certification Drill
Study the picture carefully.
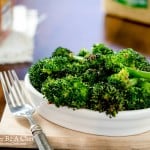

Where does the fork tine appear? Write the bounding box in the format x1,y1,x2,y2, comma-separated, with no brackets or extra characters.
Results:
8,70,25,106
11,70,22,92
4,71,20,106
0,71,14,108
0,70,24,107
11,70,34,107
1,70,34,108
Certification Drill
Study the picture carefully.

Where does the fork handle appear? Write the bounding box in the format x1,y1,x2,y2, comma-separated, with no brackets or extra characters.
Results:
31,124,53,150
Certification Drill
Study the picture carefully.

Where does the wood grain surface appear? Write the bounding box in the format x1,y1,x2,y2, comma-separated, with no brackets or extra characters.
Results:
1,105,150,150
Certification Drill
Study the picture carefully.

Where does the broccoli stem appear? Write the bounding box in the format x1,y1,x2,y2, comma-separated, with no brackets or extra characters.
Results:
126,67,150,80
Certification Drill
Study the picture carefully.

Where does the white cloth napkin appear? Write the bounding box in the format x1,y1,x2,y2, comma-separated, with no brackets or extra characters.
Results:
0,5,46,64
0,31,34,64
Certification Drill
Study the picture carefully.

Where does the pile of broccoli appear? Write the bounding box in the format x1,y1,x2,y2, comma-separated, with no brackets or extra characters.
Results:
28,43,150,117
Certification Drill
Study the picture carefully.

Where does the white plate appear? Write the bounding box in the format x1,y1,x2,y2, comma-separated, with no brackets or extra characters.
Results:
24,73,150,136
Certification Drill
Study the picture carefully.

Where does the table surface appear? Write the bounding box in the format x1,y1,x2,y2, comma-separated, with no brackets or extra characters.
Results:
1,0,150,149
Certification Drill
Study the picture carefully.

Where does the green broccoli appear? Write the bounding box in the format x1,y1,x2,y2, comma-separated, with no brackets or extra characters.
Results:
104,48,150,73
82,68,100,86
123,86,144,110
108,68,138,89
90,82,125,117
84,54,113,81
41,75,89,109
92,43,114,55
123,79,150,111
28,58,49,92
77,48,90,57
51,46,73,58
42,56,70,78
28,43,150,117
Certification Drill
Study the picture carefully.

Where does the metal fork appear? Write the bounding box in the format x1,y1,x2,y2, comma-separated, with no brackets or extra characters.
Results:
0,70,53,150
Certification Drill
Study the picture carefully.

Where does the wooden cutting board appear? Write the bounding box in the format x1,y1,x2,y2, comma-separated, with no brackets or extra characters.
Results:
1,105,150,150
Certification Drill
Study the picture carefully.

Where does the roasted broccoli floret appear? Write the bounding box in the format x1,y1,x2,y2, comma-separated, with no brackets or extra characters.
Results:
107,68,150,113
82,69,100,86
90,68,150,117
84,54,112,81
124,79,150,111
104,48,150,73
51,46,73,58
124,86,144,110
28,58,49,92
115,48,139,68
90,82,125,117
92,43,114,55
42,56,70,78
108,68,138,89
42,54,87,79
41,75,89,109
77,48,90,57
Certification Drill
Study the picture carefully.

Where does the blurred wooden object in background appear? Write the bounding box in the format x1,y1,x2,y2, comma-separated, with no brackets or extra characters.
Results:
105,14,150,56
104,0,150,25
